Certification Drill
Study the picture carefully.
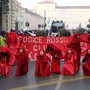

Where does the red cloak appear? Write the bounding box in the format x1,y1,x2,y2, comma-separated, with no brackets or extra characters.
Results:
0,46,15,76
15,47,29,76
67,32,81,72
82,49,90,76
6,31,20,54
35,50,51,76
46,44,63,73
61,48,77,75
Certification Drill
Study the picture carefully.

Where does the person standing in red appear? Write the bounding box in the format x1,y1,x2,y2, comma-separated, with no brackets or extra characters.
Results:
61,48,77,75
35,50,51,76
67,32,81,72
15,47,29,76
6,29,20,55
46,44,63,74
82,49,90,76
80,31,90,55
6,29,20,65
51,50,62,73
0,46,15,76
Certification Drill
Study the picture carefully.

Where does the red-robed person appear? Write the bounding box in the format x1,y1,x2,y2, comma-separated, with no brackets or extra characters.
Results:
46,44,63,74
82,49,90,76
35,50,51,76
15,47,29,76
80,31,90,55
61,48,77,75
67,32,81,72
6,29,20,55
0,46,15,76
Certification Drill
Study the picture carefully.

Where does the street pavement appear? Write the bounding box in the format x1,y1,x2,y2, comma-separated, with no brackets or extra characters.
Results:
0,61,90,90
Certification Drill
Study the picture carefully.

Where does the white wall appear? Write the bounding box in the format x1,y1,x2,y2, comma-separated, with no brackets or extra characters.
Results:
55,7,90,29
34,2,90,29
34,3,56,29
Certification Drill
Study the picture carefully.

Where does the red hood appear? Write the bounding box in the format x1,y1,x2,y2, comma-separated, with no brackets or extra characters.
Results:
46,43,61,52
66,47,77,55
73,32,80,38
1,46,8,52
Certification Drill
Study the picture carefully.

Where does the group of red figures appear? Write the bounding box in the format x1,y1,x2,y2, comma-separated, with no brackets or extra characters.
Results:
0,30,29,77
35,32,90,76
0,30,90,77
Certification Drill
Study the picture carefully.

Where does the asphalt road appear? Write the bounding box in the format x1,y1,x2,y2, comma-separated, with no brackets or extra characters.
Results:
0,60,90,90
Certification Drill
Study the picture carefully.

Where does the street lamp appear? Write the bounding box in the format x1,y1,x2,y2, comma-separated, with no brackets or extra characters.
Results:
44,10,46,31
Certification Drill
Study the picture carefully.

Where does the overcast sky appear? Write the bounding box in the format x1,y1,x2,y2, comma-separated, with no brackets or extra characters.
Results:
18,0,90,9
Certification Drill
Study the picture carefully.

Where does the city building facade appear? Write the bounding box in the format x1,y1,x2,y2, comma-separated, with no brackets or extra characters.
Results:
0,0,44,32
23,8,44,31
1,0,16,32
33,0,90,29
